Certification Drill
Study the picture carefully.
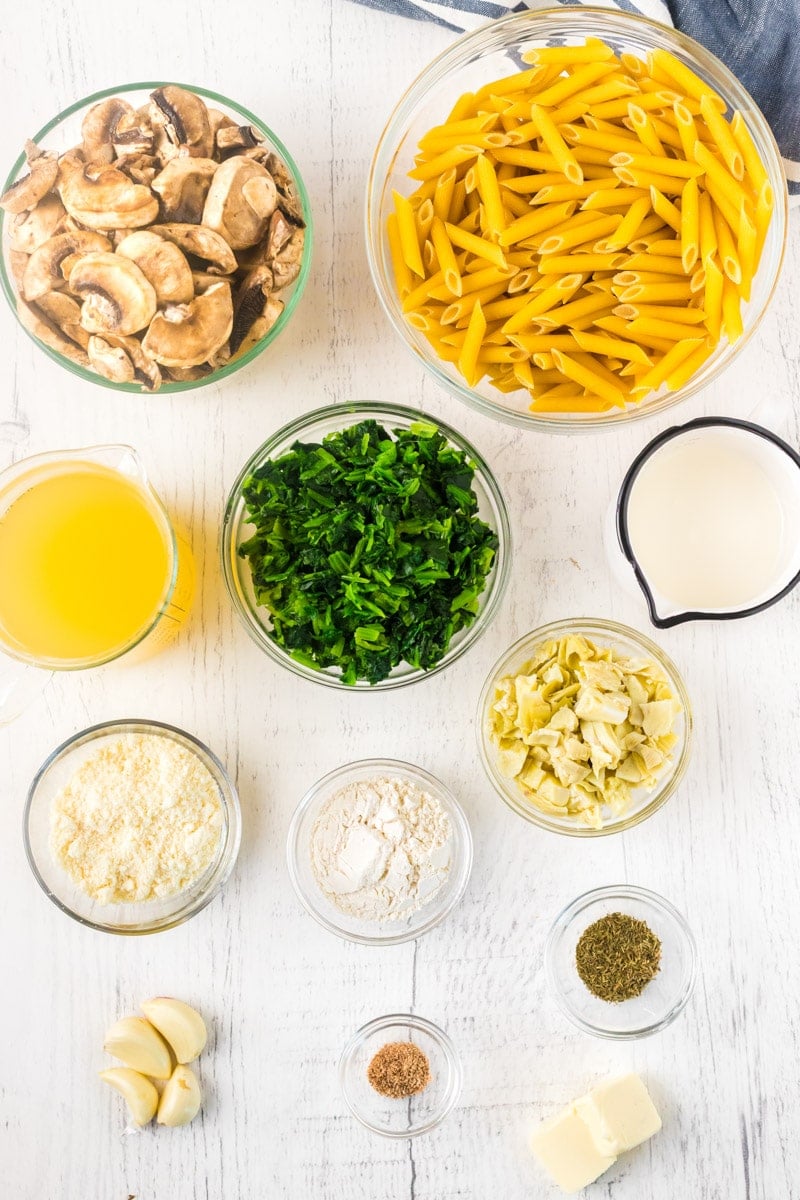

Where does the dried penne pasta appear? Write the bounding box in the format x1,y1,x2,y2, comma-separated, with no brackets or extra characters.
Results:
386,36,775,414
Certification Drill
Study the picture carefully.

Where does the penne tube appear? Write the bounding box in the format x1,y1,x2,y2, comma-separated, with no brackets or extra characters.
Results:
731,111,768,191
595,315,675,352
475,153,507,239
581,187,648,210
610,151,703,178
721,277,744,341
445,221,508,268
524,40,616,65
648,185,682,233
648,48,726,110
498,201,576,247
614,166,686,194
387,213,414,298
627,315,705,341
664,338,714,389
691,141,750,211
408,144,484,182
615,303,706,324
605,195,651,249
680,176,700,272
534,61,614,107
433,168,457,222
538,253,626,273
737,204,757,302
631,336,703,395
430,217,463,297
699,93,744,179
673,101,699,162
618,281,694,302
502,273,584,332
457,299,487,386
539,214,622,255
552,349,626,406
712,206,741,283
572,329,652,364
529,105,584,185
702,258,724,340
392,190,425,278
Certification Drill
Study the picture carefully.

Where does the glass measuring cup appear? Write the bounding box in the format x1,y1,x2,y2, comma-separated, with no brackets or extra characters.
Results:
609,417,800,627
0,444,194,722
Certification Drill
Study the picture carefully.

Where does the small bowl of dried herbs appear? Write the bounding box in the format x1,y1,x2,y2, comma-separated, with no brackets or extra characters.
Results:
339,1013,462,1137
222,402,510,689
545,884,697,1040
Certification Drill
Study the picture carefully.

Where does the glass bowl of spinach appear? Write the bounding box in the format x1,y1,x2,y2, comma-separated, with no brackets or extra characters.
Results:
221,402,511,689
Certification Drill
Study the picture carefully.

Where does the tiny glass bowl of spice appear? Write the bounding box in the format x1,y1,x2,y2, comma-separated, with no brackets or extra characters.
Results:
339,1013,463,1137
545,884,697,1039
24,719,242,934
286,758,473,945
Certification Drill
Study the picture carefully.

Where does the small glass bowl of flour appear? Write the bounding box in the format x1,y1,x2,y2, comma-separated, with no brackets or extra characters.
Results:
24,719,241,934
287,759,473,945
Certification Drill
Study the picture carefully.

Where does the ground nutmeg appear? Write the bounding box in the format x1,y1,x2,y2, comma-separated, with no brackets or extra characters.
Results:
367,1042,431,1099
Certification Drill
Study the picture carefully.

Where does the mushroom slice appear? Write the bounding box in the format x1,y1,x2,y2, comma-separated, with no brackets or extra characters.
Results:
216,125,264,157
90,332,162,390
151,157,218,224
0,141,59,215
16,298,90,366
116,230,194,305
81,98,134,163
142,280,233,368
36,293,90,349
9,194,67,254
115,153,160,187
87,334,135,383
231,297,284,361
150,86,213,159
230,264,272,355
271,227,306,288
21,230,111,301
163,364,211,382
207,108,236,140
59,162,159,229
265,152,306,227
9,251,28,290
201,158,277,250
149,223,237,274
113,110,155,158
266,208,295,259
69,252,157,336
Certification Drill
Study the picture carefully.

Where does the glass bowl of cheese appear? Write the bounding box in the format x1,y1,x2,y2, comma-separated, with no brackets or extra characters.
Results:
477,617,692,836
24,718,242,934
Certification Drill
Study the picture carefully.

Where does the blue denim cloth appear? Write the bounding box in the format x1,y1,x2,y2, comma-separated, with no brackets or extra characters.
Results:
352,0,800,195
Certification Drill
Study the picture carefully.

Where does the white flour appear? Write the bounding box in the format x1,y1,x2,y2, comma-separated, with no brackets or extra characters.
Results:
310,776,452,921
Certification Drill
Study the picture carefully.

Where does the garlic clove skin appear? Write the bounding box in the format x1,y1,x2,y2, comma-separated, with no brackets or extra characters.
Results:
99,1067,159,1126
103,1016,172,1080
157,1064,202,1126
140,997,207,1064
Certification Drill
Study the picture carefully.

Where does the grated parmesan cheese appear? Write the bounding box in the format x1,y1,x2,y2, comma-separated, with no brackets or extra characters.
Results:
49,732,223,904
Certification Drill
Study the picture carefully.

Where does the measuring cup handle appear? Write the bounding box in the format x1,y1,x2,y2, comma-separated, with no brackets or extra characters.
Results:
0,657,52,726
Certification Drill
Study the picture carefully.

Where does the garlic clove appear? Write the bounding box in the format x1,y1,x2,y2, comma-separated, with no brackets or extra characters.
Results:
99,1067,159,1126
103,1016,172,1080
140,997,207,1064
157,1064,202,1127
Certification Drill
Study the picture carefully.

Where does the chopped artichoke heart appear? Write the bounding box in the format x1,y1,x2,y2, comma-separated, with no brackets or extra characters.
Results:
488,634,681,829
574,685,630,724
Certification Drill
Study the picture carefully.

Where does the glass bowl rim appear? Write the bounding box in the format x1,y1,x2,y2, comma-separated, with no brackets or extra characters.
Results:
545,882,698,1039
221,400,512,692
285,755,474,946
476,616,693,837
0,79,314,394
23,717,242,934
338,1010,463,1137
364,5,789,432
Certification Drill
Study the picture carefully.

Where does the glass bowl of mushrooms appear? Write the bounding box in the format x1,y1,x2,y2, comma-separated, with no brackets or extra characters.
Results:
0,82,312,393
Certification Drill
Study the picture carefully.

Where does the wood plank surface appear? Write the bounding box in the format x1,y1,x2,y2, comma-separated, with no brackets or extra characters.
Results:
0,2,798,1197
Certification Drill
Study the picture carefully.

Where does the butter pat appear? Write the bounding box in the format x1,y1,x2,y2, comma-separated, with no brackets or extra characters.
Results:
575,1074,662,1156
531,1106,617,1194
531,1074,661,1194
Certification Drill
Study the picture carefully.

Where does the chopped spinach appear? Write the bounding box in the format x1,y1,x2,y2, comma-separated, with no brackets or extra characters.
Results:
238,419,498,685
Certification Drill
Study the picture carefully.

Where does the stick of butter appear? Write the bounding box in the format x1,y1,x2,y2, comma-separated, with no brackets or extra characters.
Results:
531,1074,661,1193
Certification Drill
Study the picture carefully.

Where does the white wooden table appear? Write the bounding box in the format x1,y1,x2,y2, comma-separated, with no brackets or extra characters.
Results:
1,3,798,1197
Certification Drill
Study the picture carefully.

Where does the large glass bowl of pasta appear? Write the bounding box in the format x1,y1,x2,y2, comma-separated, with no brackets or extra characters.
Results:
221,402,511,690
366,8,787,431
477,618,692,835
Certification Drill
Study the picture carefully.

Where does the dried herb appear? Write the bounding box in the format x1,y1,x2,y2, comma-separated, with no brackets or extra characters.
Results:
367,1041,431,1099
575,912,662,1002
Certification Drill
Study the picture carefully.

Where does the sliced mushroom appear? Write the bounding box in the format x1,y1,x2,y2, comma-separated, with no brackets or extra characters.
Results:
207,108,236,141
231,296,284,360
265,152,306,227
271,227,306,288
87,334,135,382
142,280,233,367
149,222,237,274
9,250,28,290
0,141,59,215
81,98,134,163
230,263,272,355
163,364,211,382
21,230,111,301
266,208,294,258
216,125,264,157
201,157,276,250
113,110,155,158
59,161,159,229
16,298,90,366
150,86,213,158
191,269,224,291
115,230,194,305
69,252,157,335
9,194,67,254
36,293,90,349
151,157,218,223
115,153,160,187
88,332,161,390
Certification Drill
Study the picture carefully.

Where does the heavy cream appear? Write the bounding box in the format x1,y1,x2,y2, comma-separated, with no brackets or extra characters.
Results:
624,425,800,614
